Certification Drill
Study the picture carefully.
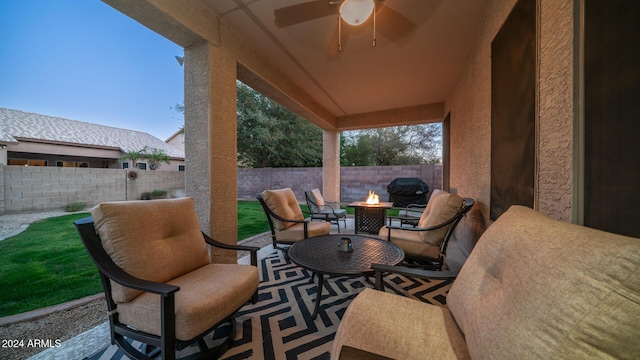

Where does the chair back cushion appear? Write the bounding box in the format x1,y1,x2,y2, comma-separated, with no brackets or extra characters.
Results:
447,205,640,359
91,197,209,303
418,191,463,246
261,188,304,230
421,189,446,219
310,188,325,206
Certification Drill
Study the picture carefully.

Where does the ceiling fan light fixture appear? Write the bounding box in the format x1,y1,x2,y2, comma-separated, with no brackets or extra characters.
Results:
339,0,375,26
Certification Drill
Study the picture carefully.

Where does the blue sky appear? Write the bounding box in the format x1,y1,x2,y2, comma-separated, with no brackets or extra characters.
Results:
0,0,184,140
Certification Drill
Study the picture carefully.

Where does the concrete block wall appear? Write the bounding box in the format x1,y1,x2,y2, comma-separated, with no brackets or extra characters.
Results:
239,165,442,203
1,165,441,214
340,165,442,203
1,166,185,214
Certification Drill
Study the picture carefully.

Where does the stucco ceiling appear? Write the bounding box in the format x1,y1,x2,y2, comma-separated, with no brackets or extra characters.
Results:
202,0,490,120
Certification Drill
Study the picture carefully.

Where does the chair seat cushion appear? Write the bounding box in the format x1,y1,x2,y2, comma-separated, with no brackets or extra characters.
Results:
276,222,331,242
117,263,259,341
379,226,441,260
310,208,347,220
331,288,470,360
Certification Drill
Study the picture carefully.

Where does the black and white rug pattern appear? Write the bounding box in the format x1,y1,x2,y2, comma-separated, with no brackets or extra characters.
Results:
88,251,452,359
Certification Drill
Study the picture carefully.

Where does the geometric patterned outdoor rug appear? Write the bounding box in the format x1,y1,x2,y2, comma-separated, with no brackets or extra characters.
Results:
87,251,452,360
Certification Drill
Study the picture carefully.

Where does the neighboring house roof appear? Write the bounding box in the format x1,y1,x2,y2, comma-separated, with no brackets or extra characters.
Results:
165,128,184,143
0,108,184,159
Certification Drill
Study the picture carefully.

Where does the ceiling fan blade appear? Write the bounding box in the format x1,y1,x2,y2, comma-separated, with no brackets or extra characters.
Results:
373,5,416,42
274,0,339,28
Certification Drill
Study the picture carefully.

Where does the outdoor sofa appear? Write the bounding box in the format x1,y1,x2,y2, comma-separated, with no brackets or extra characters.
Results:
331,205,640,359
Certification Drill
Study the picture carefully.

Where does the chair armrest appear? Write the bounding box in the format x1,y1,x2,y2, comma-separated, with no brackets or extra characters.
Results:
372,263,458,290
313,204,343,217
202,232,259,266
107,264,180,297
269,210,310,224
405,204,427,210
202,232,259,252
323,201,342,210
385,219,453,232
387,214,419,221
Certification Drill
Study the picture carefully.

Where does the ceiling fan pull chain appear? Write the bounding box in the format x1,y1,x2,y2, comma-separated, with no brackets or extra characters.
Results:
338,14,343,52
372,2,376,47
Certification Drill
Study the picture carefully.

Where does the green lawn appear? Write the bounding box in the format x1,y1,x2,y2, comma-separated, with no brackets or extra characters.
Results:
0,201,277,317
0,212,100,317
237,200,271,240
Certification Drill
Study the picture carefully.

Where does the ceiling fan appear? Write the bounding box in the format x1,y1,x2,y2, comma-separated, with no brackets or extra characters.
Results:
273,0,416,52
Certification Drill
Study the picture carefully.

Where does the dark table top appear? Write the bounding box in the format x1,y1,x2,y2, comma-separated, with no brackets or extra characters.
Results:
287,234,404,276
347,201,394,209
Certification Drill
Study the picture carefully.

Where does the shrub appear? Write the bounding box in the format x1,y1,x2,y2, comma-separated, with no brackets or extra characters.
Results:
65,202,87,212
151,189,168,197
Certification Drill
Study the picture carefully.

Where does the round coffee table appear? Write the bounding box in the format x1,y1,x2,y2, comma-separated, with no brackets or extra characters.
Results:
288,234,405,319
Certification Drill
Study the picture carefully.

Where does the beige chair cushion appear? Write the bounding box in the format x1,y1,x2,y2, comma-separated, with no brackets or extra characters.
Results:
276,222,331,243
117,263,259,341
418,192,463,246
330,288,470,360
310,188,325,206
420,189,446,220
447,205,640,359
261,188,304,230
378,226,441,260
91,198,209,303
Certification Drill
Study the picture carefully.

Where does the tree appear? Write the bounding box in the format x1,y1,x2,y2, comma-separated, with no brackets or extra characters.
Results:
236,82,323,167
341,124,442,166
119,146,171,170
171,103,185,135
143,148,171,170
119,148,146,169
174,84,442,168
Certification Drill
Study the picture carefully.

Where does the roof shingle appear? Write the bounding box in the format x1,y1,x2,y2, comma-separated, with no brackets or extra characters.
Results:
0,108,184,158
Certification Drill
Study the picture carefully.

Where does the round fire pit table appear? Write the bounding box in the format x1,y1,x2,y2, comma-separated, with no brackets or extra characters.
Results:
288,234,404,319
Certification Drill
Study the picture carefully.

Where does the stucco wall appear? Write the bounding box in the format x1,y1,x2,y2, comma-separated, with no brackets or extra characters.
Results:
446,0,517,219
1,166,185,214
537,0,575,221
446,0,575,224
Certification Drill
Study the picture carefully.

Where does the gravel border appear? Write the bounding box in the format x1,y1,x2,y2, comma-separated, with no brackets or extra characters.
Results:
0,210,72,240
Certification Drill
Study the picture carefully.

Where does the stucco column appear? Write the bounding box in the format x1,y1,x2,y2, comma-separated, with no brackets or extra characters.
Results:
184,44,211,232
322,130,341,203
207,40,239,263
185,42,238,264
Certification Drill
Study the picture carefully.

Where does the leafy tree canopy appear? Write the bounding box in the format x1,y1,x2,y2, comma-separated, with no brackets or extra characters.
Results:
341,125,442,166
119,146,171,170
236,82,323,168
175,83,442,168
144,147,171,170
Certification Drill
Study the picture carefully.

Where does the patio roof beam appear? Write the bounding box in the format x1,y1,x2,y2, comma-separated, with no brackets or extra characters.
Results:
102,0,214,48
336,102,445,131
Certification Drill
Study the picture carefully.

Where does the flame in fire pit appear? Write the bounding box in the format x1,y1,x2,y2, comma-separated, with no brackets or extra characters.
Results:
365,190,380,205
